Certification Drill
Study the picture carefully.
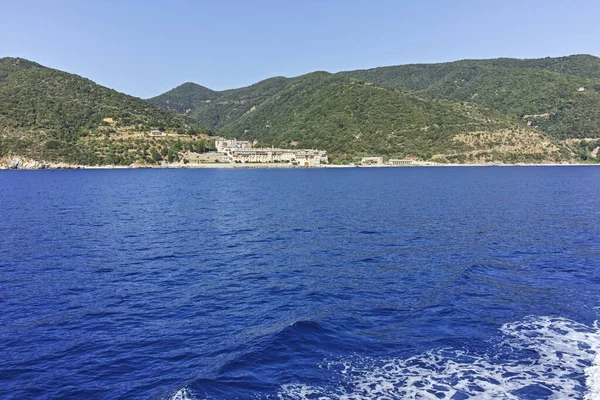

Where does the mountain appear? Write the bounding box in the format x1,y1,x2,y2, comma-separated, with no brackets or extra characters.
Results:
0,57,211,166
3,55,599,166
338,55,600,140
148,76,292,131
189,76,292,130
151,55,600,161
217,72,561,164
147,82,220,113
338,55,600,91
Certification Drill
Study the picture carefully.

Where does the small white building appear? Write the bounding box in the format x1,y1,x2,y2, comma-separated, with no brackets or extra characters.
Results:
293,149,328,166
215,138,252,153
361,157,383,166
388,159,415,166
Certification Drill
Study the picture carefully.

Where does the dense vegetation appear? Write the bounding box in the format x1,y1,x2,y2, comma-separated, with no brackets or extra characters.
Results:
339,55,600,140
147,82,220,113
2,55,600,165
148,54,600,163
0,134,215,166
338,55,600,90
217,72,560,163
0,57,210,165
149,76,292,130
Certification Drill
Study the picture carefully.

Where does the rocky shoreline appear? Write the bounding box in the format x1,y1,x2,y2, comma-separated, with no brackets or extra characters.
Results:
0,156,354,170
0,156,596,170
0,157,107,170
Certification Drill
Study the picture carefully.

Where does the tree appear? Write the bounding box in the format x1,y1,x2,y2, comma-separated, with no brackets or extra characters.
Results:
150,148,162,162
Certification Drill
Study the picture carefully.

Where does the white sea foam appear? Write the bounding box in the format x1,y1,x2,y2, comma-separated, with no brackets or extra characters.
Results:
585,322,600,400
169,387,197,400
278,316,600,399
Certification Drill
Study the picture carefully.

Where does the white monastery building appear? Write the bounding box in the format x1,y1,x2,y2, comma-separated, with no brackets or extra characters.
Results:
361,157,383,166
206,138,328,166
388,159,415,165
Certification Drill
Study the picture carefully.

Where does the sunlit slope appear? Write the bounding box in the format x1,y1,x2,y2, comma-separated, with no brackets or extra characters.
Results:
0,57,208,165
217,72,560,163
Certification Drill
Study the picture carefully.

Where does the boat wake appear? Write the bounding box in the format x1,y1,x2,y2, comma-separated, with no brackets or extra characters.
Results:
280,316,600,399
168,387,196,400
167,316,600,399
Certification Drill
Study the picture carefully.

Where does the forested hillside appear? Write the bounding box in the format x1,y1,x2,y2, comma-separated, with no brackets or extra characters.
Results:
339,55,600,140
149,76,292,130
147,82,220,113
217,72,561,163
2,55,599,166
150,55,600,163
0,57,210,165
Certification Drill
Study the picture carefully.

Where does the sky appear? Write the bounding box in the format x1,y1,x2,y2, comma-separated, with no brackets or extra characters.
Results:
1,0,600,98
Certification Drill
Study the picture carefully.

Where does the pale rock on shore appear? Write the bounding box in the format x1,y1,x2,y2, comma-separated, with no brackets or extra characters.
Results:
0,156,351,170
1,156,84,170
0,156,597,170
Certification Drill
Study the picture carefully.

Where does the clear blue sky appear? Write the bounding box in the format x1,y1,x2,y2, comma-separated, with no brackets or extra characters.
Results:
2,0,599,98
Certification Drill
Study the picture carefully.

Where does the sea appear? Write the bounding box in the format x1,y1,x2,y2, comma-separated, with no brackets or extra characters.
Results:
1,167,599,399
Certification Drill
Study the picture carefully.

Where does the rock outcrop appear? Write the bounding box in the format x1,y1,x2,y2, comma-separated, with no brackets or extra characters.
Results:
1,156,81,170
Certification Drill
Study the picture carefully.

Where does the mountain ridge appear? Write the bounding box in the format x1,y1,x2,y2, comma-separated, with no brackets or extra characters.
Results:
148,54,600,100
1,55,599,165
147,82,220,114
0,57,212,166
149,54,600,163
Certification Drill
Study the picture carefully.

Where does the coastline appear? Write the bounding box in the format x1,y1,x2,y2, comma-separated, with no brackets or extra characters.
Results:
0,158,598,171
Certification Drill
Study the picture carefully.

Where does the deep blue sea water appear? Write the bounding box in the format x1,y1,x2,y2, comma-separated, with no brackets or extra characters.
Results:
1,167,600,399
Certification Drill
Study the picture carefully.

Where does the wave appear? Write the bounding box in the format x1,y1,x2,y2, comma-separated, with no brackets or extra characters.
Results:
162,320,331,400
163,316,599,399
168,387,196,400
279,316,600,399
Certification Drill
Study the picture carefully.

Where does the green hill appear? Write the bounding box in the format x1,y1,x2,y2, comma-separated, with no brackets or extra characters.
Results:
217,72,562,164
0,57,211,165
147,82,220,113
149,54,600,163
338,55,600,91
189,76,292,130
3,55,599,166
147,76,292,130
338,55,600,140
